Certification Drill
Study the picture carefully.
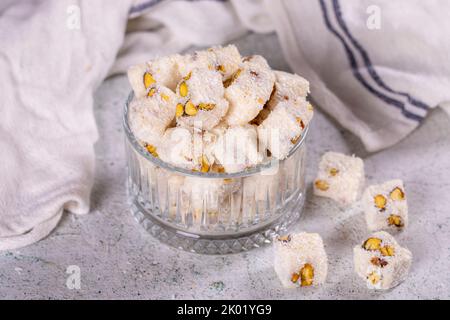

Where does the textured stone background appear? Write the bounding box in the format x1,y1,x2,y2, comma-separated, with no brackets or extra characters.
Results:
0,33,449,299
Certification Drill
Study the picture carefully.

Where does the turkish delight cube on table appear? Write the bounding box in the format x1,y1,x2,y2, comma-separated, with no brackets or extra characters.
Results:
353,231,412,290
273,232,328,288
363,179,408,231
313,152,365,206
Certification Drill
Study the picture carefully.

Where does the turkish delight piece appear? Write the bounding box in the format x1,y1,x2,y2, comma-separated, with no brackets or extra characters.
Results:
313,152,365,206
224,55,275,126
363,180,408,232
274,232,328,288
354,231,412,290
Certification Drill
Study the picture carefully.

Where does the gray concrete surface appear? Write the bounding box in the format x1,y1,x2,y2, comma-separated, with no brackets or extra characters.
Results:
0,33,449,299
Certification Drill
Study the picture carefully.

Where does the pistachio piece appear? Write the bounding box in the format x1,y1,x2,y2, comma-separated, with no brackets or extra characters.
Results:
380,245,395,257
291,272,300,284
143,72,156,88
223,69,241,88
296,117,305,130
198,103,216,111
329,167,339,177
363,237,382,251
211,163,225,173
179,81,189,97
185,101,198,116
370,257,388,267
277,235,292,243
216,64,226,73
387,214,403,228
147,87,156,97
160,93,170,102
390,187,405,201
300,263,314,287
291,136,300,145
367,271,380,285
374,194,387,210
315,179,329,191
200,155,210,173
175,103,184,118
208,210,218,218
223,79,232,89
145,144,158,158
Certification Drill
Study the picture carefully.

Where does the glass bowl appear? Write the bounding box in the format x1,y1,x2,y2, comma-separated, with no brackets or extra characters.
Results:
124,92,309,254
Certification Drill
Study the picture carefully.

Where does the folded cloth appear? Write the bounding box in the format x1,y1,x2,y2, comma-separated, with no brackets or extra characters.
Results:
1,0,448,250
256,0,450,151
0,0,132,250
110,0,247,76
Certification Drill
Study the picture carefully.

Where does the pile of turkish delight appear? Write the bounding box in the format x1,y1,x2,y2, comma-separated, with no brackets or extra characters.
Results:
127,45,312,173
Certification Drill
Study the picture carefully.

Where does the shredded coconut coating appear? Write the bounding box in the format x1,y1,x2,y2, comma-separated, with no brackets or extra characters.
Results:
178,44,241,79
267,70,310,110
353,231,412,290
128,86,177,146
274,232,328,288
257,100,309,160
313,152,365,206
363,180,409,232
224,55,275,126
127,54,183,97
158,127,195,170
213,124,263,173
175,68,228,130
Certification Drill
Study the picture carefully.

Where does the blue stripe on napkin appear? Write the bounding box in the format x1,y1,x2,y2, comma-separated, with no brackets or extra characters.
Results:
129,0,164,15
332,0,429,111
319,0,424,121
129,0,228,15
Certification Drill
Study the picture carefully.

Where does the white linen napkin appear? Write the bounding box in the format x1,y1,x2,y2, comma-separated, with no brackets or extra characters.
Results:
0,0,132,250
